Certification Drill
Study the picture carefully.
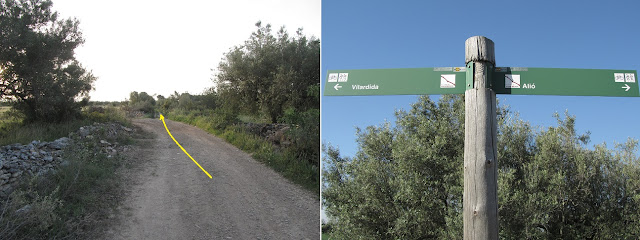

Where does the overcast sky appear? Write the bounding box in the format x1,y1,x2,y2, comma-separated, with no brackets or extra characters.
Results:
52,0,320,102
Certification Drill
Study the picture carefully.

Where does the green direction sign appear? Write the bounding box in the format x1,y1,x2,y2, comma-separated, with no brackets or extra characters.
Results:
324,67,639,97
323,67,467,96
492,67,638,97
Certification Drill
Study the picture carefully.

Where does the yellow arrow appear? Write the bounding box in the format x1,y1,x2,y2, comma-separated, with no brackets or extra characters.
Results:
159,114,212,179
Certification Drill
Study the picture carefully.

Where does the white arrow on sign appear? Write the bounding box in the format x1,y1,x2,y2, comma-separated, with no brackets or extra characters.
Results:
622,84,630,92
334,83,342,91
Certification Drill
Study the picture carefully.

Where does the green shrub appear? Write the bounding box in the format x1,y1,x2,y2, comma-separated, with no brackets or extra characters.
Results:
211,107,238,130
0,106,130,146
83,106,129,125
0,182,63,238
0,121,131,239
165,111,318,193
127,91,156,114
280,108,320,167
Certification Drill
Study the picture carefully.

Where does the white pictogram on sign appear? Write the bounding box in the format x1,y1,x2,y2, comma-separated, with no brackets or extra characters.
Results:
614,73,625,82
440,74,456,88
625,73,636,83
505,74,521,88
328,73,338,82
338,73,349,82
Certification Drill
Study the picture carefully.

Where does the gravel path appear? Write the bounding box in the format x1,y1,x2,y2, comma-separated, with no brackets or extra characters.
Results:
104,118,318,239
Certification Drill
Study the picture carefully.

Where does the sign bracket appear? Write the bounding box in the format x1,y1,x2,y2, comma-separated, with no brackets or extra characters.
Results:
466,62,474,90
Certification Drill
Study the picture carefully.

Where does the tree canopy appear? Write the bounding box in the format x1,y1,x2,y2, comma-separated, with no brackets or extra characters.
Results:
0,0,95,122
127,91,155,114
323,95,640,239
214,21,320,123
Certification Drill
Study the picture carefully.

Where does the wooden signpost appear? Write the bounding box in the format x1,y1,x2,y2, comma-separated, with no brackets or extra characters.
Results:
323,36,639,239
463,36,498,239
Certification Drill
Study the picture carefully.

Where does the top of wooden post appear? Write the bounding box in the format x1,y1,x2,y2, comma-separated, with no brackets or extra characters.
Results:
465,36,495,65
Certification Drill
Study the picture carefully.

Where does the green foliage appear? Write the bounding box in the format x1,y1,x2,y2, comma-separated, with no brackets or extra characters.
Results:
321,233,331,240
143,21,320,194
0,105,129,145
498,112,640,239
0,0,96,122
220,126,318,192
0,182,63,237
0,122,136,239
157,99,319,193
177,93,192,110
195,91,217,110
210,107,238,130
127,91,155,114
237,114,269,124
129,91,155,105
83,106,128,124
156,91,218,114
163,110,318,193
0,106,22,133
214,21,320,123
280,107,320,167
0,120,86,145
323,95,640,239
323,95,465,239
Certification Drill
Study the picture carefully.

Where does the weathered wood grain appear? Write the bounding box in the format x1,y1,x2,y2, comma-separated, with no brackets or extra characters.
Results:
464,36,498,240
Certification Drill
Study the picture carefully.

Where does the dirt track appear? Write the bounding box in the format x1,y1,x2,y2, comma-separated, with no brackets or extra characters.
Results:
103,118,318,239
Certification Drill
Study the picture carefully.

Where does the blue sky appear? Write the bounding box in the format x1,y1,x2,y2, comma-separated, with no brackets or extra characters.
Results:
52,0,320,101
321,0,640,159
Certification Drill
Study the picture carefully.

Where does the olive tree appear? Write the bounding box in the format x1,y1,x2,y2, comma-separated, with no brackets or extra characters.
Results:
0,0,95,122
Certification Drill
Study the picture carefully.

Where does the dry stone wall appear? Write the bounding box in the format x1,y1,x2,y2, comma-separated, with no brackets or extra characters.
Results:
0,122,134,199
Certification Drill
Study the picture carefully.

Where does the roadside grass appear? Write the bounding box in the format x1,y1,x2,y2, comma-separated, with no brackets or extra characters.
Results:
0,120,92,146
0,107,22,141
322,233,331,240
322,223,334,240
0,106,129,146
0,141,125,238
0,106,139,239
163,110,319,194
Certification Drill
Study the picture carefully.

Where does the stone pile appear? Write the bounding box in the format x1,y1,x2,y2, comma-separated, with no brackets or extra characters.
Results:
0,122,134,199
0,138,70,198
